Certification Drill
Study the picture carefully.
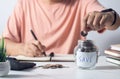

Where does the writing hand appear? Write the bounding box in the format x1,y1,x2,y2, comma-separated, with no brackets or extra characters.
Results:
22,40,46,57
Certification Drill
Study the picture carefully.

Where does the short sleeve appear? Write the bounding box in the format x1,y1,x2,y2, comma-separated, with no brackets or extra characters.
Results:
86,0,105,13
3,0,24,42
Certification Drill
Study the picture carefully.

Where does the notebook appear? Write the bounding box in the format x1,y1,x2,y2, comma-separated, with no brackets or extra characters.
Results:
111,44,120,51
10,54,75,62
104,49,120,57
106,57,120,66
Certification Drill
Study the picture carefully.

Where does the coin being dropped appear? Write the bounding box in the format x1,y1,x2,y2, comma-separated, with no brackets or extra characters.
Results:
81,31,88,37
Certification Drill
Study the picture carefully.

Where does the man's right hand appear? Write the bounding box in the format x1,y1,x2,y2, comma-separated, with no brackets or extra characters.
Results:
5,39,46,57
22,40,46,57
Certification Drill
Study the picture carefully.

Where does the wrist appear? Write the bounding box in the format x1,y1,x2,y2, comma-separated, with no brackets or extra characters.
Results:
17,43,26,56
101,8,117,26
10,43,24,56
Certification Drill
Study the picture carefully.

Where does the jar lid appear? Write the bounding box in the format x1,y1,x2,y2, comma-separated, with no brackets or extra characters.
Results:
80,40,94,47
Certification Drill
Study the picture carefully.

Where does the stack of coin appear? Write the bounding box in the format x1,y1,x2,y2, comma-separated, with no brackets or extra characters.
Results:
41,64,64,69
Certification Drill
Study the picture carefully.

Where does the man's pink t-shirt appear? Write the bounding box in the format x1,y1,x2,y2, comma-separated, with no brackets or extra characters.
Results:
3,0,104,54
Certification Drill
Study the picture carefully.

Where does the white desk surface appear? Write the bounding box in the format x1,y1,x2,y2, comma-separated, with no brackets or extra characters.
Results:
1,56,120,79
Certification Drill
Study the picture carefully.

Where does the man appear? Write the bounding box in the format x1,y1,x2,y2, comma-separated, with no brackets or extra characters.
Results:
3,0,120,57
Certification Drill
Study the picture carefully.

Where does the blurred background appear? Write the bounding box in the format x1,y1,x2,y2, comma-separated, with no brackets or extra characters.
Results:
0,0,120,55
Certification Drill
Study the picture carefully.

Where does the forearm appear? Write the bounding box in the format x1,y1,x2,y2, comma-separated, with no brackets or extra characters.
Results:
5,39,24,56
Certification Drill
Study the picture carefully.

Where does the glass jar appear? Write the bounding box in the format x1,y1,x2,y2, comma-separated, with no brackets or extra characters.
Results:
74,40,98,69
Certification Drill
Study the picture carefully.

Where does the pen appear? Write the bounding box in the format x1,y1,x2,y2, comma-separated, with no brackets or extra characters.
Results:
30,30,38,40
30,30,46,56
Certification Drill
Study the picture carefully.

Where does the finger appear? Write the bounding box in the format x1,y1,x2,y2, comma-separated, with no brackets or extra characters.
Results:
37,43,46,53
32,41,46,56
23,43,40,57
35,49,43,57
28,44,40,56
36,45,46,56
29,43,38,52
82,14,89,32
42,45,46,52
100,14,108,27
23,44,34,57
93,12,102,30
31,44,45,57
32,40,43,52
87,12,95,27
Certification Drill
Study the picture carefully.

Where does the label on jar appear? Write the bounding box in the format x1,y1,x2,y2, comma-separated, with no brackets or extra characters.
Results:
76,49,97,68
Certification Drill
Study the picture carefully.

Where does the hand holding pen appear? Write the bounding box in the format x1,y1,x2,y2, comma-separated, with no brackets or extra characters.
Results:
30,30,46,57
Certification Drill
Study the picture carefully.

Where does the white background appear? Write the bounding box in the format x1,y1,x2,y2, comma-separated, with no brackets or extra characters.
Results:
0,0,120,54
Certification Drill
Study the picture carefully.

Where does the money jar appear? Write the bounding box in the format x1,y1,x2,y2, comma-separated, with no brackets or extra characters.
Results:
74,40,98,69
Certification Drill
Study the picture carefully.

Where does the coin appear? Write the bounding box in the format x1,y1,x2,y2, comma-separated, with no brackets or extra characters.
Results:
81,31,88,37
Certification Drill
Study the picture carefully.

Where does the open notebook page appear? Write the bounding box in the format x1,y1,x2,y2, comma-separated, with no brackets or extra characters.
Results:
10,54,75,62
